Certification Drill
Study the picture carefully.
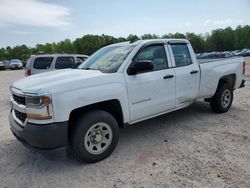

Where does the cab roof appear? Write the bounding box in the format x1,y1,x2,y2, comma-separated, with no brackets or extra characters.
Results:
109,39,190,47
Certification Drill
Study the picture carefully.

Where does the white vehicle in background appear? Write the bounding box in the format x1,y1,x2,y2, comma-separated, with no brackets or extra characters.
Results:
25,54,89,76
9,39,246,163
9,59,23,70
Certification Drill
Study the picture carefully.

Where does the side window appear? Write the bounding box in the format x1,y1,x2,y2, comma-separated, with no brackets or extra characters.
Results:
76,57,87,66
33,57,53,69
55,57,75,69
134,45,168,71
170,44,192,67
77,57,87,63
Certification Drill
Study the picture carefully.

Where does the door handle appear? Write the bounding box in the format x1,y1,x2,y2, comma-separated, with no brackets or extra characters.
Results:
190,70,199,74
163,75,174,79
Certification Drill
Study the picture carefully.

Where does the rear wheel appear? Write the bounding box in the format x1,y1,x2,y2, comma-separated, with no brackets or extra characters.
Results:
70,110,119,163
210,83,233,113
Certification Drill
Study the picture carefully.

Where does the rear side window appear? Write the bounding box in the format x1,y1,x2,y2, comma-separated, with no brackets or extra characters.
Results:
170,44,192,67
33,57,53,69
55,57,75,69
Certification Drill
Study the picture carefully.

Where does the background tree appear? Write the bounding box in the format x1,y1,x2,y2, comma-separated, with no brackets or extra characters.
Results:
186,33,205,53
206,27,235,52
57,39,75,53
141,34,160,39
234,25,250,49
126,34,139,42
0,48,6,60
1,25,250,61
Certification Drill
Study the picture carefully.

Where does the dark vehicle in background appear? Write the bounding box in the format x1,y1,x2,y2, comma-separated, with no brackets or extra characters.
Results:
9,59,23,70
3,60,10,69
0,61,7,70
245,50,250,57
22,59,28,67
235,49,250,57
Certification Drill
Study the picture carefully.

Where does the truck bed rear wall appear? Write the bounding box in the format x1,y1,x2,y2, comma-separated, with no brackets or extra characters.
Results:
198,57,244,98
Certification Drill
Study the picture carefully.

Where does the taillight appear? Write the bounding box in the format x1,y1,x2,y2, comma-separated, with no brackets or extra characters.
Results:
25,69,31,76
243,61,246,75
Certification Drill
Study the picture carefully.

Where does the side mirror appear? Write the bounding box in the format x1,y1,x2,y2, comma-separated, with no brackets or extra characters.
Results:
128,60,153,75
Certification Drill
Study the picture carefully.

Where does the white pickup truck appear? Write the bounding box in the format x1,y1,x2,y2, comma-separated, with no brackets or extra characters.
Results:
9,39,246,163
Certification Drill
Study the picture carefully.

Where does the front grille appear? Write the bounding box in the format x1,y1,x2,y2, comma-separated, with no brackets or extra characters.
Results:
14,110,27,123
13,94,25,105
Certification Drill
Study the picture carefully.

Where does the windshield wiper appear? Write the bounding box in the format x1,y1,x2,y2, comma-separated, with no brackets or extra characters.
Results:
80,67,98,70
80,67,104,72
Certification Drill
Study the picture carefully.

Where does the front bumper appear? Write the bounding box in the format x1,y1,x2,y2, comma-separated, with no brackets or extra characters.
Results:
9,112,68,151
10,66,22,69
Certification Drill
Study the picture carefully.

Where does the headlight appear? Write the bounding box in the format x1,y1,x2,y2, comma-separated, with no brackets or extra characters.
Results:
26,96,51,107
25,94,53,121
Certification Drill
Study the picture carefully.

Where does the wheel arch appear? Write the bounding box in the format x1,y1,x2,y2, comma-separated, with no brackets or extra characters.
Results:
205,74,236,102
68,99,124,136
217,74,236,90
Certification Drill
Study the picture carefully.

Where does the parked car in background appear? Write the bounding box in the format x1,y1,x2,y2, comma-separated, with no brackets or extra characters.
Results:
3,60,10,65
245,50,250,57
25,54,89,76
9,59,23,70
197,48,250,59
0,61,7,70
3,60,10,69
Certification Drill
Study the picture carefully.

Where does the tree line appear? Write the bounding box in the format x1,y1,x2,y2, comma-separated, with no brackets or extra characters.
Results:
1,25,250,61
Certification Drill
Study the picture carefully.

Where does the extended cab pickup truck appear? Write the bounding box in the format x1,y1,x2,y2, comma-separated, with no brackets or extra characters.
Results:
9,39,246,163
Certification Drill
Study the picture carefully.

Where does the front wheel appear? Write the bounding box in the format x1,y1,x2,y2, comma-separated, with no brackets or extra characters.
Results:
210,83,233,113
70,110,119,163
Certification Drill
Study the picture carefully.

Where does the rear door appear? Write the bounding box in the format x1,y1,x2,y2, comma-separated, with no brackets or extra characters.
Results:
31,56,54,75
168,43,200,107
125,43,176,122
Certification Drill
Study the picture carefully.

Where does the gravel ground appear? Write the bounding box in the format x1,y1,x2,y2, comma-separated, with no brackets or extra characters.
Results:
0,59,250,188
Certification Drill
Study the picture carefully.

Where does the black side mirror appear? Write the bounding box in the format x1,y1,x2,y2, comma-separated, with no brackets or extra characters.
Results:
128,60,153,75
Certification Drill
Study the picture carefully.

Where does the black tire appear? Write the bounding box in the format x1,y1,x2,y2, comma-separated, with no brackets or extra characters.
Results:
210,83,233,113
70,110,119,163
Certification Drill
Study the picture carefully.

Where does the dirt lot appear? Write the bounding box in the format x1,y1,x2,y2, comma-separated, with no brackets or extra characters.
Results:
0,59,250,188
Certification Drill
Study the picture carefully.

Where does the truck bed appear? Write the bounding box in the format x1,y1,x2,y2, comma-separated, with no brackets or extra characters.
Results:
197,57,242,64
197,56,244,98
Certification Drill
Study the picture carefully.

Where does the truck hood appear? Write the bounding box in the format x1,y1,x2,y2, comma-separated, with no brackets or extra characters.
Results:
12,69,112,94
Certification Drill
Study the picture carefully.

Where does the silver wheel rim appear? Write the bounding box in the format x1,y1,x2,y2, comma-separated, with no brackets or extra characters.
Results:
221,89,231,108
84,122,113,155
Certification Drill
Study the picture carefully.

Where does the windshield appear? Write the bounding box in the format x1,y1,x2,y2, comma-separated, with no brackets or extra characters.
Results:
10,60,21,64
78,45,135,73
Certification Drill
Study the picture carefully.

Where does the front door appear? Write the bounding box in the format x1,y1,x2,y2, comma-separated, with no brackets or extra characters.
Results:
125,44,176,122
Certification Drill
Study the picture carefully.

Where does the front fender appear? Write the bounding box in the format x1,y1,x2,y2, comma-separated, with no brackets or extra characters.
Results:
52,83,129,123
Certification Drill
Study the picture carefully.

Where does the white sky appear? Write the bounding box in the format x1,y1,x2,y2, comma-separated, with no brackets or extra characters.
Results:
0,0,249,47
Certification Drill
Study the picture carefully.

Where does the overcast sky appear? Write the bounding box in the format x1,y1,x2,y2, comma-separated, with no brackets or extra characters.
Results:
0,0,250,47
